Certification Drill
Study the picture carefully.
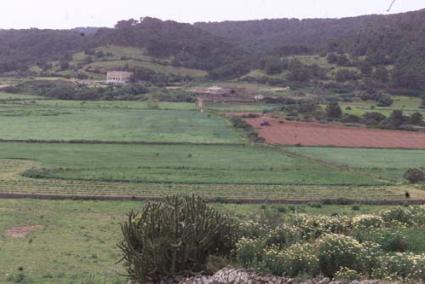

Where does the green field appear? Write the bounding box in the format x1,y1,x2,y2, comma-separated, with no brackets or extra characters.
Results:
0,100,239,143
0,199,407,283
1,199,424,283
0,143,381,185
288,146,425,182
340,96,425,117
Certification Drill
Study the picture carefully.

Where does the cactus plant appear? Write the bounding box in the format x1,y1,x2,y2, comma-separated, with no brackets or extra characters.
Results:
118,195,237,283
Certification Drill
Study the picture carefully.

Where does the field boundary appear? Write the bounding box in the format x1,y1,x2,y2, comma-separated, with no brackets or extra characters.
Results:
0,192,422,205
279,146,392,183
0,139,245,146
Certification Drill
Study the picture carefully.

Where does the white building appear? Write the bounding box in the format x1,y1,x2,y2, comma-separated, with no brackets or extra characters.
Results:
106,71,133,84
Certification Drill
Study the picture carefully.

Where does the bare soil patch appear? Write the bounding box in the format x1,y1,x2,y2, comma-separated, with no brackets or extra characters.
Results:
245,118,425,149
5,225,44,238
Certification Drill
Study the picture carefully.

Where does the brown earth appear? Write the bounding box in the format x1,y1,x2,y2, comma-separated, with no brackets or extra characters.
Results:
5,225,44,238
245,118,425,149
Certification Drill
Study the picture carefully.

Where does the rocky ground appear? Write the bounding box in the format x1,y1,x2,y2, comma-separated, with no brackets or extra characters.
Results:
178,267,386,284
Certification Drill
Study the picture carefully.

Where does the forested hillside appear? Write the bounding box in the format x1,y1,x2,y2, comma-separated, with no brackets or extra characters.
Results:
0,9,424,91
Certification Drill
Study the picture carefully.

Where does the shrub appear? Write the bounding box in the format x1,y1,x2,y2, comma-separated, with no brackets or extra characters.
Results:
118,195,237,283
316,234,363,277
235,237,266,269
262,246,286,275
381,207,415,226
351,205,361,211
266,224,301,247
373,253,425,280
294,215,351,240
378,231,408,252
352,214,384,229
357,241,384,275
334,267,362,281
281,243,319,277
403,168,425,183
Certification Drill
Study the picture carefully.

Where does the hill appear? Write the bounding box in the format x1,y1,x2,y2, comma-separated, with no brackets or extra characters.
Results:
0,10,425,91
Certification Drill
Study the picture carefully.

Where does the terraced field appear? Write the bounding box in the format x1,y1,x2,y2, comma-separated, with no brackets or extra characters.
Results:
0,96,423,202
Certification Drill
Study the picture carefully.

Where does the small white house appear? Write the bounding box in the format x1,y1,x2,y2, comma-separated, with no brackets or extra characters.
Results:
106,71,133,84
254,95,265,101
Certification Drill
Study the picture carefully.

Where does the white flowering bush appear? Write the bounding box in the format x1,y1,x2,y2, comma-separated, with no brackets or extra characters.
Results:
380,207,416,226
281,243,319,277
373,253,425,280
352,214,384,229
266,224,301,247
316,234,363,277
293,214,351,240
234,237,266,269
262,246,285,276
357,241,384,275
239,220,270,239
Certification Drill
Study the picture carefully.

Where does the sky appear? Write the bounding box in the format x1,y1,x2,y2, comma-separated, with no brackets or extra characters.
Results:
0,0,424,29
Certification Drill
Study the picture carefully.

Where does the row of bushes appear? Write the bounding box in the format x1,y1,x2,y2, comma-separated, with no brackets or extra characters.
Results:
3,80,197,102
236,233,425,280
119,195,425,283
229,116,265,143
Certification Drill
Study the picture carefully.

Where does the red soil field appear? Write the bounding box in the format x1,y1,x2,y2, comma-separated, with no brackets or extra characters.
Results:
245,118,425,149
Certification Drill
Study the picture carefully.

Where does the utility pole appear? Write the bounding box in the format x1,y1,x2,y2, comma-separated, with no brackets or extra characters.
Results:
387,0,397,12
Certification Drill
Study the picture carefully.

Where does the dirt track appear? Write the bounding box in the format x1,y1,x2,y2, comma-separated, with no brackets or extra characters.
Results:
246,118,425,149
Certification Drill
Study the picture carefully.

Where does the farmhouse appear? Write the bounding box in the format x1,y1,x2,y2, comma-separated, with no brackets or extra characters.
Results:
106,71,133,84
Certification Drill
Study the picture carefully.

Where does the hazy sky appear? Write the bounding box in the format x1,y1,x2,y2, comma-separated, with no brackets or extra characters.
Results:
1,0,424,29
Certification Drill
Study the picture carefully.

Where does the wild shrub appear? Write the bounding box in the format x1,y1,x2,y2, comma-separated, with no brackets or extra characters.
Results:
372,253,425,280
118,195,237,283
234,237,266,269
352,214,384,229
293,214,351,240
403,168,425,184
316,234,363,277
265,224,301,247
334,267,362,281
281,243,319,277
380,207,415,226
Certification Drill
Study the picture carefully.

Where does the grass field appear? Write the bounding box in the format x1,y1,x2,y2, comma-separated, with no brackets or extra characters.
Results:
0,199,414,283
340,96,425,117
0,143,382,186
0,100,239,143
288,146,425,182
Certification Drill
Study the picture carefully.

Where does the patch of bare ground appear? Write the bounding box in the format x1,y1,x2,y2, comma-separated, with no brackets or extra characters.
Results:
5,225,44,238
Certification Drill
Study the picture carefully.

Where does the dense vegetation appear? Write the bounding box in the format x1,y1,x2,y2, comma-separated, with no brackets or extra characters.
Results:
119,196,425,282
1,10,425,92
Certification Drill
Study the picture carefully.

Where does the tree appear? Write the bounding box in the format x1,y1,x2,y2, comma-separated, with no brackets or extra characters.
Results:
360,61,373,76
325,102,342,119
335,69,359,82
408,112,424,125
361,112,386,126
404,168,425,183
372,66,389,82
389,110,405,127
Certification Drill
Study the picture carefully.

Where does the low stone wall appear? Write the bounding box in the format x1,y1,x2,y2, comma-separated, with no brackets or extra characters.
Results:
180,268,384,284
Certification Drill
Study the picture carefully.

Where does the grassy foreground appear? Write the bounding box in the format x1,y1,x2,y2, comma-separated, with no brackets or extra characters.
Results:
0,199,402,283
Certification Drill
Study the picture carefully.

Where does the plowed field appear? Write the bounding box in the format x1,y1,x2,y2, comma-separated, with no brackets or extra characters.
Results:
246,118,425,149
